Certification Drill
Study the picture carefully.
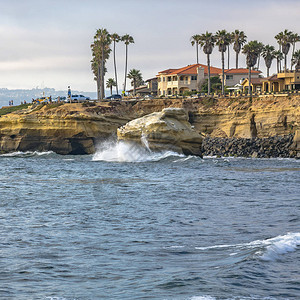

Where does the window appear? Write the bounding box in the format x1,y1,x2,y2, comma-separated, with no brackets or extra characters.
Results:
173,76,177,81
163,77,165,82
226,75,233,80
191,76,197,80
180,76,184,81
168,77,172,81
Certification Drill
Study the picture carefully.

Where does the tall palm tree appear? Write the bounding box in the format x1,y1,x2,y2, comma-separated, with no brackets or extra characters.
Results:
275,31,285,71
262,45,276,77
291,49,300,72
127,69,143,96
199,31,216,95
290,32,300,71
282,29,293,71
242,40,261,98
121,34,134,95
190,34,202,64
91,28,111,100
233,30,247,69
274,50,284,73
106,78,116,96
111,33,120,94
227,33,234,69
215,30,232,95
255,42,264,70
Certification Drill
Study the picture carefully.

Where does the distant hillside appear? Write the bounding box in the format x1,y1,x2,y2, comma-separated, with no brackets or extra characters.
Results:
0,87,97,107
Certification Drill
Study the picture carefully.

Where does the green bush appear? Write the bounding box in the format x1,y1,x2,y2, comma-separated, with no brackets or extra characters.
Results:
0,103,31,116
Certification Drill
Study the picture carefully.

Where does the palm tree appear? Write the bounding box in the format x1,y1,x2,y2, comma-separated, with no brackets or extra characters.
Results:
106,78,116,96
255,42,264,70
274,50,284,73
279,29,293,71
215,30,232,95
290,32,300,71
291,49,300,72
190,34,201,64
233,30,247,69
262,45,276,77
283,29,293,71
91,28,111,100
111,33,120,94
227,33,234,69
127,69,143,96
242,40,261,98
121,34,134,95
275,31,284,71
199,31,216,95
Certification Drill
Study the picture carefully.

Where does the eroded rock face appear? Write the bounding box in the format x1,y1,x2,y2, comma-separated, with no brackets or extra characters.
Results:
117,108,203,156
0,104,129,154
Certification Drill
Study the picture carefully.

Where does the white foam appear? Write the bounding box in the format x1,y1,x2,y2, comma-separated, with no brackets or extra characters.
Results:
195,232,300,262
92,139,184,162
0,150,53,157
259,232,300,261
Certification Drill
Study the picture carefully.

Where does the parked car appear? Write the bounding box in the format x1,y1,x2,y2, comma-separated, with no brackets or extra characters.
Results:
65,95,91,102
143,94,154,100
105,94,122,100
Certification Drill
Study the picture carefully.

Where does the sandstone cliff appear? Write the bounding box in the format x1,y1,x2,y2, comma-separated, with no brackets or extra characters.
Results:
0,95,299,156
117,108,203,156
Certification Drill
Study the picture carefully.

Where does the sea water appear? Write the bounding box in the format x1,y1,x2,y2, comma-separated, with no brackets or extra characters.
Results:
0,141,299,300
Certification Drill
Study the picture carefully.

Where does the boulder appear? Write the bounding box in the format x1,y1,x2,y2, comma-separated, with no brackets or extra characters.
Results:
117,108,203,156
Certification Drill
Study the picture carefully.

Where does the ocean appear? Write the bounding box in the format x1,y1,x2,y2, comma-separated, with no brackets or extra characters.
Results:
0,141,299,300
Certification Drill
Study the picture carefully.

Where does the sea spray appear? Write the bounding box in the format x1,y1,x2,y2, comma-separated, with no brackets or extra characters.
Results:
141,132,151,152
92,139,183,162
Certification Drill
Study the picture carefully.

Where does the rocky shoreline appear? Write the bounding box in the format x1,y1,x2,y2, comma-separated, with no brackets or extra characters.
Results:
202,134,298,158
0,95,299,157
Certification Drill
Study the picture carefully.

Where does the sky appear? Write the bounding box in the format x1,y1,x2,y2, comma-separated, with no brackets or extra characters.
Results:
0,0,299,93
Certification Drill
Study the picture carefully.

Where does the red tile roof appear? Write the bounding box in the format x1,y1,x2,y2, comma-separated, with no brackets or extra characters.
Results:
224,68,261,74
157,64,222,76
158,68,177,74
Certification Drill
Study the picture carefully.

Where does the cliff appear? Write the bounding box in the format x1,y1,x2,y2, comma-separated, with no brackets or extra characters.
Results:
117,108,203,156
0,95,299,156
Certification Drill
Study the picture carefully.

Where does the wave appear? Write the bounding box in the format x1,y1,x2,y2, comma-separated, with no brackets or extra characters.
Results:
0,151,54,157
92,139,184,162
195,232,300,262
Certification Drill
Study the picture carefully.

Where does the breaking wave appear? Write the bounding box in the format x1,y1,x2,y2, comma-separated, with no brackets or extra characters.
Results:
92,139,184,162
0,151,54,157
195,232,300,262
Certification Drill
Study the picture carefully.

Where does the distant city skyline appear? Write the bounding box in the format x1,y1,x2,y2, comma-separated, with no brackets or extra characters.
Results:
0,0,299,93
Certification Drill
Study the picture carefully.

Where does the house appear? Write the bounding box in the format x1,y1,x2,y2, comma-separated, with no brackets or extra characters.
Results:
145,77,158,95
241,77,265,93
156,64,222,96
127,77,158,97
241,71,300,93
220,68,261,87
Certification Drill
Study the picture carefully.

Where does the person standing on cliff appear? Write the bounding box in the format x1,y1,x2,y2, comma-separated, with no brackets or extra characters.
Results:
68,86,71,103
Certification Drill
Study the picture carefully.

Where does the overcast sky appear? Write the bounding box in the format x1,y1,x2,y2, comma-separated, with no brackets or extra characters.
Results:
0,0,299,92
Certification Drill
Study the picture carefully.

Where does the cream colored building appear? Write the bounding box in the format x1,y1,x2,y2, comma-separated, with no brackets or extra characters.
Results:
156,64,222,96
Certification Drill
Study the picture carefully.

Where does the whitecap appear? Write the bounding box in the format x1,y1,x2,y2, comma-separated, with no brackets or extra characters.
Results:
259,232,300,261
0,150,54,157
195,232,300,262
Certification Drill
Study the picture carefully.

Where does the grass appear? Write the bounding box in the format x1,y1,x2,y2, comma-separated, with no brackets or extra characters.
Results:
43,102,64,110
0,103,31,116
